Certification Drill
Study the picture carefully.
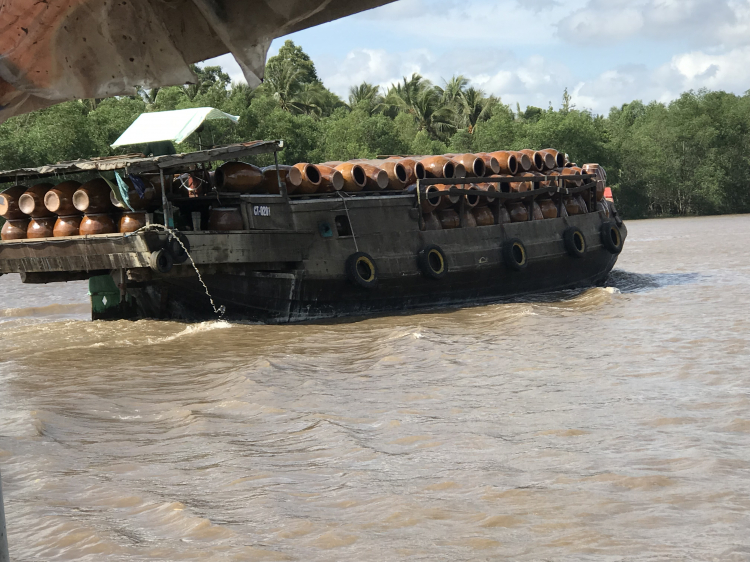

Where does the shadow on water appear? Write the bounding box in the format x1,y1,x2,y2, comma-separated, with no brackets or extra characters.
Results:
606,269,702,293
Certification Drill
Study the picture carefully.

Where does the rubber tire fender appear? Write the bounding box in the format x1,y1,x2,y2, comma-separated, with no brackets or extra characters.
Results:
149,249,173,274
345,251,378,289
563,227,587,258
168,232,190,264
418,244,447,280
600,222,623,254
503,238,528,271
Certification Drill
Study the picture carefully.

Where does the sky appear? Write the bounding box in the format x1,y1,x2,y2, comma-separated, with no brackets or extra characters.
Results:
201,0,750,116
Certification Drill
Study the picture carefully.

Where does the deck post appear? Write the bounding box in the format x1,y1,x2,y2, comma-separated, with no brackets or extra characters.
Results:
0,468,9,562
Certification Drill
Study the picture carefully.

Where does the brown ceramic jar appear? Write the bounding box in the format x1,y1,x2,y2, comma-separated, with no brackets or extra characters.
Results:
80,214,117,235
53,215,82,237
1,219,29,240
27,216,56,238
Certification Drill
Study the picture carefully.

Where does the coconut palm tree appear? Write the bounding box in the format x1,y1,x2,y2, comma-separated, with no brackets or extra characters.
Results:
458,88,499,133
348,82,385,115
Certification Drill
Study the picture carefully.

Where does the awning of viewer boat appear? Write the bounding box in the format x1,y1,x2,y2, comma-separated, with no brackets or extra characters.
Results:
111,108,239,148
0,0,397,124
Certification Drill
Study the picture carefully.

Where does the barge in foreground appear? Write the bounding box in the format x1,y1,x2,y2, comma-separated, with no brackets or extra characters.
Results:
0,142,626,323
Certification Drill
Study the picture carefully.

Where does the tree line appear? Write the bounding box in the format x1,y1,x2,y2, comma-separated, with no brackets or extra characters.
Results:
2,40,750,219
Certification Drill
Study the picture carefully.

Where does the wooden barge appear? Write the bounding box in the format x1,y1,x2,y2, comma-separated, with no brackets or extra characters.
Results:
0,142,626,323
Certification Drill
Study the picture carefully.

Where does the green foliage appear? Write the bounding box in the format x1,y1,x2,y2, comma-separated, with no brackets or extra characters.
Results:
2,41,750,219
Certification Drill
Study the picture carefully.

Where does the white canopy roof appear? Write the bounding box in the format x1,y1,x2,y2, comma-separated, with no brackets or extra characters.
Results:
111,107,239,147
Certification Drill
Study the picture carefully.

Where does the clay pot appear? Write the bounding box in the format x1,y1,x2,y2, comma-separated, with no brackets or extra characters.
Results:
512,151,533,173
531,201,544,221
0,185,28,219
422,212,442,231
418,156,461,179
538,199,558,219
359,164,389,191
510,173,535,193
561,167,584,188
597,201,611,217
260,165,302,195
507,202,529,222
289,163,322,194
575,195,589,214
451,154,486,177
464,185,482,209
547,170,562,189
421,185,442,213
473,182,497,206
309,165,342,193
475,153,501,175
460,208,477,228
18,183,55,217
44,180,82,216
519,150,545,173
73,179,115,213
472,206,495,227
489,151,519,175
433,184,461,210
1,218,29,240
208,207,243,231
119,211,147,233
437,209,460,229
564,197,583,216
354,160,408,190
496,206,512,225
52,215,82,237
540,149,566,168
214,162,264,193
27,216,56,238
397,158,420,184
583,163,607,201
80,214,117,235
334,163,367,192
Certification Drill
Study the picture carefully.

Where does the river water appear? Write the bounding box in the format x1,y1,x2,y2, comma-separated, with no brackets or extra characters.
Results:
1,215,749,561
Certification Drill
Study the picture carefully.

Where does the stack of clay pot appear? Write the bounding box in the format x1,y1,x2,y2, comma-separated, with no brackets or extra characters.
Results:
0,185,32,240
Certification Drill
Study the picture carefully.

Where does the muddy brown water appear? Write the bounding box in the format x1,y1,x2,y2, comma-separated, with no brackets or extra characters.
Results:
1,215,750,561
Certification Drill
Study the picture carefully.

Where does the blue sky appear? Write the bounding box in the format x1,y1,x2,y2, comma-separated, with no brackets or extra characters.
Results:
202,0,750,115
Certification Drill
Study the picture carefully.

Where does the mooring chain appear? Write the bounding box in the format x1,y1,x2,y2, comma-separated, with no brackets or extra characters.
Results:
138,225,226,318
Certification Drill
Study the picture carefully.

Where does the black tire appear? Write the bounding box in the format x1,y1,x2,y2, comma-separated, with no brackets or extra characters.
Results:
601,222,623,254
418,244,447,280
168,232,190,264
563,227,587,258
149,249,173,274
503,238,528,271
346,252,378,289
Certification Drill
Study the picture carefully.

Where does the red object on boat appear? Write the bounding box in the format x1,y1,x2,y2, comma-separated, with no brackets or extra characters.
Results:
604,187,614,202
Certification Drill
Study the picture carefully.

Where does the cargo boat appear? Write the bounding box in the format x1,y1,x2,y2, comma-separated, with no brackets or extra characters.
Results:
0,142,626,323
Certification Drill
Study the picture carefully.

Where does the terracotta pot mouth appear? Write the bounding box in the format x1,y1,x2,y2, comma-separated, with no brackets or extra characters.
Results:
415,162,426,180
394,163,408,183
351,165,367,187
330,170,345,191
443,162,455,178
542,152,555,170
302,164,321,185
72,190,90,212
471,158,486,177
424,186,441,209
517,153,532,172
487,156,500,175
44,191,62,213
374,170,389,189
466,187,480,207
0,195,10,216
18,194,39,215
507,155,519,175
532,152,544,170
